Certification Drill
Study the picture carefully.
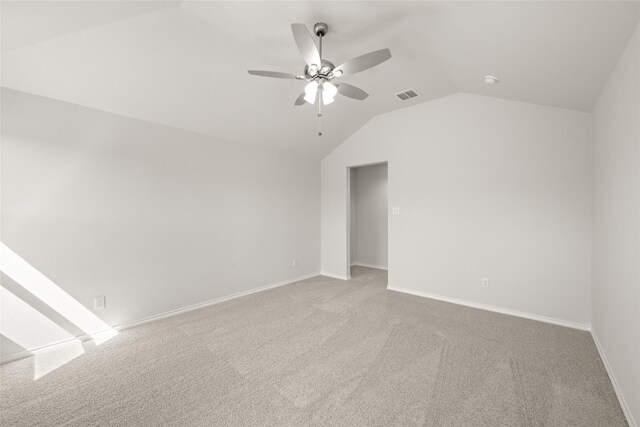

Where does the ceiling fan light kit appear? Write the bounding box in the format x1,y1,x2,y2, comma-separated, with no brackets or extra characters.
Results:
248,22,392,136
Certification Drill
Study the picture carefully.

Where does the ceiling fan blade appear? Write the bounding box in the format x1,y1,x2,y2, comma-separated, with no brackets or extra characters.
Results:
334,48,391,77
248,70,302,80
294,92,306,105
336,83,369,100
291,23,321,67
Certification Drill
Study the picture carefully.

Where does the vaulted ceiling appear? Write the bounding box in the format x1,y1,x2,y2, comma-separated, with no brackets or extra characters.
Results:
2,1,639,157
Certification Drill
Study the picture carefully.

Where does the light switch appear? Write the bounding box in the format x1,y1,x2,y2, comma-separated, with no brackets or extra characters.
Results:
392,207,400,215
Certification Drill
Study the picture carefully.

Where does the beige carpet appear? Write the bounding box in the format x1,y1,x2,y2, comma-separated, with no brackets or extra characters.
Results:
0,267,626,426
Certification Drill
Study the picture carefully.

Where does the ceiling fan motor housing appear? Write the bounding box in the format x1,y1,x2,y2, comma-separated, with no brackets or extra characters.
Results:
304,60,335,81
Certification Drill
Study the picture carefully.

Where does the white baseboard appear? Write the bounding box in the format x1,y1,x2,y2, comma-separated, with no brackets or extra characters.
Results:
113,271,321,332
591,330,637,427
0,349,32,364
387,286,591,331
0,271,321,365
1,334,92,365
320,272,351,280
351,262,388,271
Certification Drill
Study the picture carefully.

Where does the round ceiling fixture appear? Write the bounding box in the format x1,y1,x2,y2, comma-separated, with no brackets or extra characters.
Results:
484,76,499,85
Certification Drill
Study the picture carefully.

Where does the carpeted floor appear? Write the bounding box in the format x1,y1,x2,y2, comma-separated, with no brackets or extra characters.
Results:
0,267,627,426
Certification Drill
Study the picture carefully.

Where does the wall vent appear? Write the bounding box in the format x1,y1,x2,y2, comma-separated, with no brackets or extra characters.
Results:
395,89,419,100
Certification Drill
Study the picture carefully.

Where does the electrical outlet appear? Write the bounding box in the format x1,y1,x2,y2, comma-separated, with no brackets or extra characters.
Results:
392,207,400,215
481,278,490,288
94,295,106,310
292,258,297,267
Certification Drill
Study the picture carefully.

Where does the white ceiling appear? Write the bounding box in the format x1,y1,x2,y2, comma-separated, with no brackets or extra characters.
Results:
2,1,638,158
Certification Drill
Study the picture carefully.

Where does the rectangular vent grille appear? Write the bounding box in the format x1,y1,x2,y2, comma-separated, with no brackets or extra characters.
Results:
396,89,419,100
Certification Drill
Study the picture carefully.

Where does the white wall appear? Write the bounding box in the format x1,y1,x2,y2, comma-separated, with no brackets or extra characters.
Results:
0,88,320,360
350,164,388,269
592,22,640,426
322,93,592,327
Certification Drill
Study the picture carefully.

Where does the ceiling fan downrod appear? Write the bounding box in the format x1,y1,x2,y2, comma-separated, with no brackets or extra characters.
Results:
315,23,328,136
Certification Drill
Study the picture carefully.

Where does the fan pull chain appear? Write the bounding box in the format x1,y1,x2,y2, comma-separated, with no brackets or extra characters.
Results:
318,85,323,136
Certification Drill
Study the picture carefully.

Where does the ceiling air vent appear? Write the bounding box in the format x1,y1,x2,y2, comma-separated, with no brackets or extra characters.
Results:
396,89,419,101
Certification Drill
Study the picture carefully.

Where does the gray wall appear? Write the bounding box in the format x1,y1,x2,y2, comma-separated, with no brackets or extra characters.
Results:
1,88,320,360
592,22,640,425
322,93,592,327
350,164,388,269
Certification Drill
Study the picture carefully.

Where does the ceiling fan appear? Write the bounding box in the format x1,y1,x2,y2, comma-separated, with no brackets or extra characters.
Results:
248,22,391,136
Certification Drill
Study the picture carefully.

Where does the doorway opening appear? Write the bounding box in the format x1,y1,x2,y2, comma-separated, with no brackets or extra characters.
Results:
348,162,388,279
